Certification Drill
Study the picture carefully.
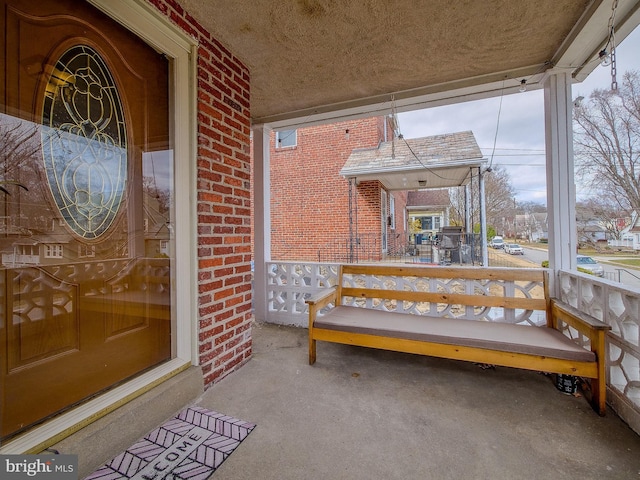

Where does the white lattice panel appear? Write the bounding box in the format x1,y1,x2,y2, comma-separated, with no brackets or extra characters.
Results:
265,262,546,326
266,263,338,325
559,270,640,428
340,271,544,325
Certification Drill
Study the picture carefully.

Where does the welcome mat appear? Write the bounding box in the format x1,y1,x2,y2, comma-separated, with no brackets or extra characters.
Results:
85,406,256,480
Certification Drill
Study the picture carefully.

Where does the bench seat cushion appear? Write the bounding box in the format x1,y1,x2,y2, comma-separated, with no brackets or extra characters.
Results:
314,306,595,363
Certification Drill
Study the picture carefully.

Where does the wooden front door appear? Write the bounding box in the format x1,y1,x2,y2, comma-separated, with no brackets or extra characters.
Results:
1,0,172,439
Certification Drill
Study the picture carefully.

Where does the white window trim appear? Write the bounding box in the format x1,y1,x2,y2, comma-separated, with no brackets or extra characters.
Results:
275,129,297,148
78,244,96,258
389,194,395,230
0,0,198,454
44,244,64,258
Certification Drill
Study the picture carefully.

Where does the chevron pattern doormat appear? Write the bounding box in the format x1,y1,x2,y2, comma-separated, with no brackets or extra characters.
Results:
84,406,256,480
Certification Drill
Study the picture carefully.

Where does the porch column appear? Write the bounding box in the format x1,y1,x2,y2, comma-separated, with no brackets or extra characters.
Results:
252,124,272,322
479,169,488,266
544,70,577,294
464,184,471,235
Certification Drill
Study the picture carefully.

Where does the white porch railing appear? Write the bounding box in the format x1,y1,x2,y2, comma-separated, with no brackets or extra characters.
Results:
2,253,40,266
608,238,639,250
265,261,546,327
264,262,640,434
558,269,640,434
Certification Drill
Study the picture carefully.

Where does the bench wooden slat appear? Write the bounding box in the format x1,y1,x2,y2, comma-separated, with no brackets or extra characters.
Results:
342,264,546,282
341,287,547,311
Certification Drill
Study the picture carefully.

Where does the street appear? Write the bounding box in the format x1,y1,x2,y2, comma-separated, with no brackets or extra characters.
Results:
517,246,640,290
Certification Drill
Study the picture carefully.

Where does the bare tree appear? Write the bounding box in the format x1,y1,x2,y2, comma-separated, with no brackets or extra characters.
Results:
0,114,40,193
574,70,640,212
483,166,516,236
448,165,515,237
576,196,629,242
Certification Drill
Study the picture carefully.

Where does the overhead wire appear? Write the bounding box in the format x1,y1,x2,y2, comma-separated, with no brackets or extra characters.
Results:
393,97,473,183
487,81,505,170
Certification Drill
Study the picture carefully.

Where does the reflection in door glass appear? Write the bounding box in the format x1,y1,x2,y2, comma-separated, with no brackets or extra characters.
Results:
1,26,173,439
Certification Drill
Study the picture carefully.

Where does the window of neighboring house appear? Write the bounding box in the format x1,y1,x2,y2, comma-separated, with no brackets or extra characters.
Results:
160,240,169,255
276,129,297,148
420,215,442,231
78,244,96,258
389,194,396,230
44,244,64,258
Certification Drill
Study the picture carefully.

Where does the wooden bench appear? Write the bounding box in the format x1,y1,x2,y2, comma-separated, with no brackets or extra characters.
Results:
306,264,611,415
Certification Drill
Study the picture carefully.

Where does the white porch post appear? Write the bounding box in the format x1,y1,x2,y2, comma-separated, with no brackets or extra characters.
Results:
479,169,488,266
464,184,471,235
544,71,577,295
252,124,272,322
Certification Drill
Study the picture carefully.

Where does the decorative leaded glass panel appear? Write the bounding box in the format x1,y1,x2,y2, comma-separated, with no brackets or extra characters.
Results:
41,44,127,239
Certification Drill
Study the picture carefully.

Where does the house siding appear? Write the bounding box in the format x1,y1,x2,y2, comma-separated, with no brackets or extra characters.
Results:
148,0,253,387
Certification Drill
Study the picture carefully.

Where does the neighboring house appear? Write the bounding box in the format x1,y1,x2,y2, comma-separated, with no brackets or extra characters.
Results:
1,192,170,267
609,211,640,249
578,222,607,246
268,116,409,262
532,213,549,242
340,130,486,263
266,124,485,263
513,213,547,242
405,189,451,241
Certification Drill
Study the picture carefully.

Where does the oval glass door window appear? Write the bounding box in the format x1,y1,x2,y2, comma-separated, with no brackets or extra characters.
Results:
41,44,127,239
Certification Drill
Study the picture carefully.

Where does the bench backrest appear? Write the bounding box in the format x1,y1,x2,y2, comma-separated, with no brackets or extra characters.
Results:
336,264,550,324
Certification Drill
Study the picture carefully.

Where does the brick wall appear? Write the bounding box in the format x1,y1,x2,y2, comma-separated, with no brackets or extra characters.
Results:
268,117,408,261
148,0,253,387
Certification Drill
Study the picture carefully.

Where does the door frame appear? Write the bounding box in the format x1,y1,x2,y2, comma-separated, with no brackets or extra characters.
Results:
0,0,198,453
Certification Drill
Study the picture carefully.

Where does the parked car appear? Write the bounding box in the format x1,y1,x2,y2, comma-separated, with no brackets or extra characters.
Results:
576,254,604,277
505,243,524,255
490,236,504,249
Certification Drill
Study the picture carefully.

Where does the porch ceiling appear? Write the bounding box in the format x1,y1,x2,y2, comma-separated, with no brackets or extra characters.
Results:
178,0,640,127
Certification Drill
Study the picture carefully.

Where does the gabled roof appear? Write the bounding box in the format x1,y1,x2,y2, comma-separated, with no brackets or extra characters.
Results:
340,131,485,190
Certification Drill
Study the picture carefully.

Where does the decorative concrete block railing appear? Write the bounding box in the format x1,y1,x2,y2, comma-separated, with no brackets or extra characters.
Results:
266,263,339,325
265,262,546,327
558,269,640,434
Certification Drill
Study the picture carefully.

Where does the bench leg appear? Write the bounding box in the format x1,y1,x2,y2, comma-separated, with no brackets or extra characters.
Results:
590,377,606,416
309,336,316,365
593,331,607,416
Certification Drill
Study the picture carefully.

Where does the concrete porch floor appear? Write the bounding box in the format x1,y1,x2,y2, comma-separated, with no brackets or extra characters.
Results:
199,321,640,480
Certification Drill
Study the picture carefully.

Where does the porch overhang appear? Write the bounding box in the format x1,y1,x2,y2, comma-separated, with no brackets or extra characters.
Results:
340,159,487,191
340,131,487,190
177,0,640,127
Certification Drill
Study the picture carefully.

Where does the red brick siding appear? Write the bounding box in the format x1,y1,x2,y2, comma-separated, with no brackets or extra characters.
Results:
267,117,408,261
147,0,252,387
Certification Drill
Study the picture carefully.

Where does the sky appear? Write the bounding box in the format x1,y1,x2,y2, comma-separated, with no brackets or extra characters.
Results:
397,25,640,206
